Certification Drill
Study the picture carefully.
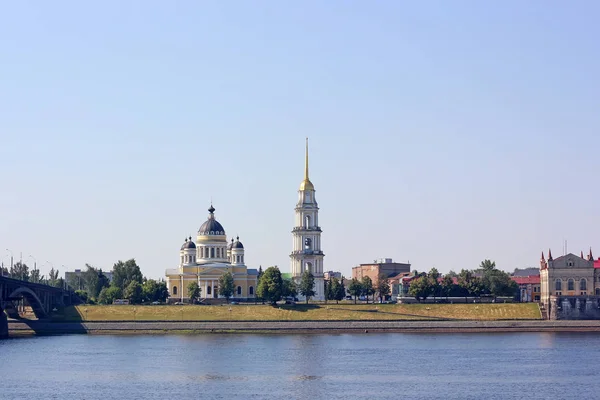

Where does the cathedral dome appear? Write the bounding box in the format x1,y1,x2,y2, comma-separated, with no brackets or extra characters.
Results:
198,205,226,235
181,238,196,250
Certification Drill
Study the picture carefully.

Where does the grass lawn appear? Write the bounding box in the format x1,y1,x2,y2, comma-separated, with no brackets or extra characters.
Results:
58,303,541,322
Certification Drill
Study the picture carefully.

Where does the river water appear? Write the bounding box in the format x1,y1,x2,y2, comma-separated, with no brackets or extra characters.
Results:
1,332,599,399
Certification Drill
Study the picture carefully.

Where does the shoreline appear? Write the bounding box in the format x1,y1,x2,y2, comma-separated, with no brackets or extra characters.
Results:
8,319,600,336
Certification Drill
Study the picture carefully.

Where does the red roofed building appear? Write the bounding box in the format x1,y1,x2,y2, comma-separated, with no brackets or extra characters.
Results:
511,275,541,302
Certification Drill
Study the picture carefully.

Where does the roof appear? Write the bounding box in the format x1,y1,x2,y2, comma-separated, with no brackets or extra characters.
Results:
512,268,540,277
595,260,600,269
511,275,540,285
247,269,258,276
437,277,459,285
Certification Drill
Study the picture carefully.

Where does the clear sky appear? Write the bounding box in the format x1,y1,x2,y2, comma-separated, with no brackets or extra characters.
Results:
1,1,599,280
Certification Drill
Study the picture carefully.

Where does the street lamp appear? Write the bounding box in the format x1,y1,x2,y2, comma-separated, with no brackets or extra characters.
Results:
28,255,37,282
5,249,13,274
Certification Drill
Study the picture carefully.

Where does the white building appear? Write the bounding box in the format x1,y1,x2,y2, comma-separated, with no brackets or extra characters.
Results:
290,138,325,301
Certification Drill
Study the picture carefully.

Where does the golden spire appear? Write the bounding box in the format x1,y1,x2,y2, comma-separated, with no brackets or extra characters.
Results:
299,137,314,191
305,137,309,180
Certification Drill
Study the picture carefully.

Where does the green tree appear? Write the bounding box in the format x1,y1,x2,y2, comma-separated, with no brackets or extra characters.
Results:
48,268,60,287
348,278,362,304
256,266,284,305
142,279,159,302
124,281,143,304
10,262,29,281
156,280,169,302
441,275,454,300
299,270,316,304
282,279,298,299
361,276,374,304
111,259,143,292
75,290,88,303
479,259,496,272
336,278,346,303
374,274,390,303
327,278,341,303
458,269,483,302
257,265,263,282
98,286,122,305
30,268,41,283
408,276,432,301
1,266,8,277
428,268,441,300
187,281,201,304
218,272,235,303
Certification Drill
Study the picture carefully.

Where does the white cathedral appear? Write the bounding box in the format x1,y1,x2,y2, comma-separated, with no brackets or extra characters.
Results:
165,139,324,302
290,139,325,301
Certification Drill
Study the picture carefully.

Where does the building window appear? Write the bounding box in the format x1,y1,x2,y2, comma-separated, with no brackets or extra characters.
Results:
596,288,600,296
207,286,211,295
211,248,215,258
249,286,254,295
580,279,587,291
568,279,575,291
556,291,562,296
581,292,587,296
173,286,178,295
568,260,574,267
237,286,242,295
555,279,562,291
305,215,311,229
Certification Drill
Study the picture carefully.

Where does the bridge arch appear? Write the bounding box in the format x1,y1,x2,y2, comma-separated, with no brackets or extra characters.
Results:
8,286,48,318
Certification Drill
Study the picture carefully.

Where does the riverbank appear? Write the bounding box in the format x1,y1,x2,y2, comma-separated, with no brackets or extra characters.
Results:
9,319,600,336
56,303,542,322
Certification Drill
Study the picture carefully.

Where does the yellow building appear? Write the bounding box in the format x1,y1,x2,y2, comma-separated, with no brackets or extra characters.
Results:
165,205,258,303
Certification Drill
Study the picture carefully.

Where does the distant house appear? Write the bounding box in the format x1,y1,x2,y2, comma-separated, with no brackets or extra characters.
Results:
511,275,540,302
352,258,411,283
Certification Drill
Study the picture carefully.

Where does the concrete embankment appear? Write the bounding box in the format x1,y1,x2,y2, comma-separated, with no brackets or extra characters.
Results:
8,319,600,336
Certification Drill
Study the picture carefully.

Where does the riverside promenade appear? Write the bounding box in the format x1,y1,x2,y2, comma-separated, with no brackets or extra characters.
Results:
9,319,600,336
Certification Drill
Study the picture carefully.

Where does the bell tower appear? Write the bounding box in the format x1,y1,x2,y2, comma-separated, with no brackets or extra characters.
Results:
290,138,325,301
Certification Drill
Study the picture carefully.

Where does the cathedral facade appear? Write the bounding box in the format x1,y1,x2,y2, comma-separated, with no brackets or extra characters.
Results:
290,139,325,301
165,205,258,303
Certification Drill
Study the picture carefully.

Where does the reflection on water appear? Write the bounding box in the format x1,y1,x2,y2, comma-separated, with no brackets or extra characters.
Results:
1,332,600,399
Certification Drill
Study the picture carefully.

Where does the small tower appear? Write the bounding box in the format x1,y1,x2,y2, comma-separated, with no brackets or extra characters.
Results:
231,236,245,266
588,248,594,261
180,237,196,268
540,251,547,270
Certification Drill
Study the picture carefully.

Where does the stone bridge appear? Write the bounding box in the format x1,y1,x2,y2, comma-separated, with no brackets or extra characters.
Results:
0,276,73,338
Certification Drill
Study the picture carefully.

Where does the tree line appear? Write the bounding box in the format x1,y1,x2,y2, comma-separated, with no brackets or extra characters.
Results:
67,259,169,305
408,260,518,301
1,262,64,288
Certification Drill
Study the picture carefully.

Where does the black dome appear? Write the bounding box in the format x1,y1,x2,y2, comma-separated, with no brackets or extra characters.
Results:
232,236,244,249
181,238,196,250
198,205,226,235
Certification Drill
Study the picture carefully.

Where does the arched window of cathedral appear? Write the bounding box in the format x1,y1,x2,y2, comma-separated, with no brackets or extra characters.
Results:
173,286,178,295
305,215,311,229
211,248,215,258
568,279,575,291
207,286,211,295
237,286,242,295
555,279,562,291
580,279,587,291
249,286,254,295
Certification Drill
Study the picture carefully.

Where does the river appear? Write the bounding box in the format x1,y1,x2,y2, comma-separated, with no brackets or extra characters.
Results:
1,332,598,399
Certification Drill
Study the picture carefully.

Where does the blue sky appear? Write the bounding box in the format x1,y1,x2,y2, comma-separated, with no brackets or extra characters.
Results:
1,1,599,280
